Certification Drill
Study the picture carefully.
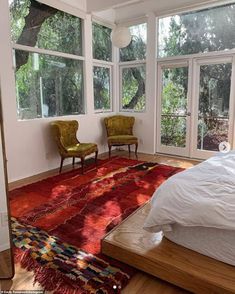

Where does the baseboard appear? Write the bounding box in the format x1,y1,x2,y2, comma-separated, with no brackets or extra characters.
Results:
8,151,199,190
155,152,202,162
0,243,10,252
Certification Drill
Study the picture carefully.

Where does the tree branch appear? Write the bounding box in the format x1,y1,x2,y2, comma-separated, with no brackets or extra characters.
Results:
16,0,57,71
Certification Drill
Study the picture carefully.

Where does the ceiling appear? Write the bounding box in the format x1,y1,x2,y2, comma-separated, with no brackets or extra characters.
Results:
61,0,234,23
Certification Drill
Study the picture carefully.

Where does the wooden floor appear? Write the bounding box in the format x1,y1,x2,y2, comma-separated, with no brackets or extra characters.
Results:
103,202,235,294
0,249,13,278
1,150,197,293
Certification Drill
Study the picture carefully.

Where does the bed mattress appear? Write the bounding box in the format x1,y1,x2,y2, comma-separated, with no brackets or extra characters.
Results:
164,224,235,266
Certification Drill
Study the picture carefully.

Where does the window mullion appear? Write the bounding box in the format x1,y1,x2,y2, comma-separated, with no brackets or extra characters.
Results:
12,43,85,61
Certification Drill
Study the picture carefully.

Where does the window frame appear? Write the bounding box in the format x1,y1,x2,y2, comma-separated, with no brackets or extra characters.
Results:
156,3,235,60
93,62,113,113
92,20,114,113
156,5,235,159
118,21,147,113
10,1,86,120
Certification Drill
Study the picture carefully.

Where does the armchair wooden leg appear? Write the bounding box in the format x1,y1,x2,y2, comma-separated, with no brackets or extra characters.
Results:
108,145,112,158
95,150,98,166
59,157,64,173
128,145,131,157
135,143,138,158
81,157,84,174
72,157,75,166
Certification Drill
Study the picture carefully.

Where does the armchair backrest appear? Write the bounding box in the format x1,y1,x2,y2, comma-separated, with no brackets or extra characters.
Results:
50,120,79,155
104,115,135,137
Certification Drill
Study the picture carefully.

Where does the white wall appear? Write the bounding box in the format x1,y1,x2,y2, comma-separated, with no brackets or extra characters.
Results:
0,0,159,183
0,0,115,183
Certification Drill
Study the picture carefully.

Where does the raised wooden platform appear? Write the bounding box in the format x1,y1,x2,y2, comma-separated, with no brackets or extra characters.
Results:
102,203,235,294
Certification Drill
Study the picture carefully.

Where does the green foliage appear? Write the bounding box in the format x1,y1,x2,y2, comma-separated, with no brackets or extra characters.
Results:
161,69,187,147
159,3,234,149
120,23,147,62
37,12,82,55
120,23,147,111
92,23,112,110
93,66,110,110
9,0,30,42
122,66,145,111
10,0,84,119
92,23,112,61
160,4,235,57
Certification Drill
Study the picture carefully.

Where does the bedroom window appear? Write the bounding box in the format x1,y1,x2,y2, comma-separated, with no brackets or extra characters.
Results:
9,0,85,120
92,22,113,112
119,23,147,112
158,3,235,58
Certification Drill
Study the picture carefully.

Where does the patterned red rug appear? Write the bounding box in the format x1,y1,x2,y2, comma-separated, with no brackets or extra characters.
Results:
9,157,183,294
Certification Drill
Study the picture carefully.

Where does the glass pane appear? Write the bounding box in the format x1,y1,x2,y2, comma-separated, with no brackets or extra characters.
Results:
92,23,112,61
9,0,82,56
161,67,188,147
161,116,186,147
120,23,147,62
121,66,146,111
15,50,84,120
161,67,188,115
93,66,111,110
158,4,235,58
197,63,232,151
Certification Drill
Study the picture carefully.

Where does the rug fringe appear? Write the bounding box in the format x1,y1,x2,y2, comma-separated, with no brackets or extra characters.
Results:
14,248,89,293
14,247,122,294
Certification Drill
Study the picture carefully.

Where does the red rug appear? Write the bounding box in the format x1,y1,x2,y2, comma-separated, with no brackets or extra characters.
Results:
10,157,183,294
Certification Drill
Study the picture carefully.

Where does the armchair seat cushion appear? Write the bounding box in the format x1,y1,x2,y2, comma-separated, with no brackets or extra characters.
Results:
66,143,98,157
108,135,138,145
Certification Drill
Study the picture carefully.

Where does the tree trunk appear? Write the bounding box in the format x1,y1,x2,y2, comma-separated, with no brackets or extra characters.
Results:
15,0,57,71
123,67,145,109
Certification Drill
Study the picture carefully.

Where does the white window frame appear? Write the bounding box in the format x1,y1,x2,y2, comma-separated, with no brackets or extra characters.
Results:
11,5,86,120
156,11,235,160
93,62,113,113
191,56,235,159
118,21,147,113
92,21,114,113
156,60,191,157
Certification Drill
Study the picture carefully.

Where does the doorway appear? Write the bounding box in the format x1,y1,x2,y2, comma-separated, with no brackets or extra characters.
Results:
157,56,234,159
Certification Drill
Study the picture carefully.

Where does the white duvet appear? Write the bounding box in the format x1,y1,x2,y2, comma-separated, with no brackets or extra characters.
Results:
143,151,235,233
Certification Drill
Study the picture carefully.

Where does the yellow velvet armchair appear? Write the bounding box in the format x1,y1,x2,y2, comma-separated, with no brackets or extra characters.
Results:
104,115,138,158
50,120,98,173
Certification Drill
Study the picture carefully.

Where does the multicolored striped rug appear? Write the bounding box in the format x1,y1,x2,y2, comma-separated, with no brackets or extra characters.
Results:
10,157,183,294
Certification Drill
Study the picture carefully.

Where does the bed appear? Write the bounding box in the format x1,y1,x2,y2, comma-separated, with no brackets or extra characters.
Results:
164,224,235,266
102,151,235,293
143,150,235,266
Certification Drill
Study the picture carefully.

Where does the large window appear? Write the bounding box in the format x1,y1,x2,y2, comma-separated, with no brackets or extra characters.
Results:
120,23,147,112
158,3,235,58
9,0,84,120
157,4,235,159
92,22,112,112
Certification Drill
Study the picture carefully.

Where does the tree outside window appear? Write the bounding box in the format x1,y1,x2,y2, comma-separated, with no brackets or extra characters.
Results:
120,23,147,112
9,0,84,120
158,3,235,151
92,22,112,112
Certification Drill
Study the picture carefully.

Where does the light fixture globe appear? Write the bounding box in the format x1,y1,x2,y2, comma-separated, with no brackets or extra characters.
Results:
111,26,132,48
